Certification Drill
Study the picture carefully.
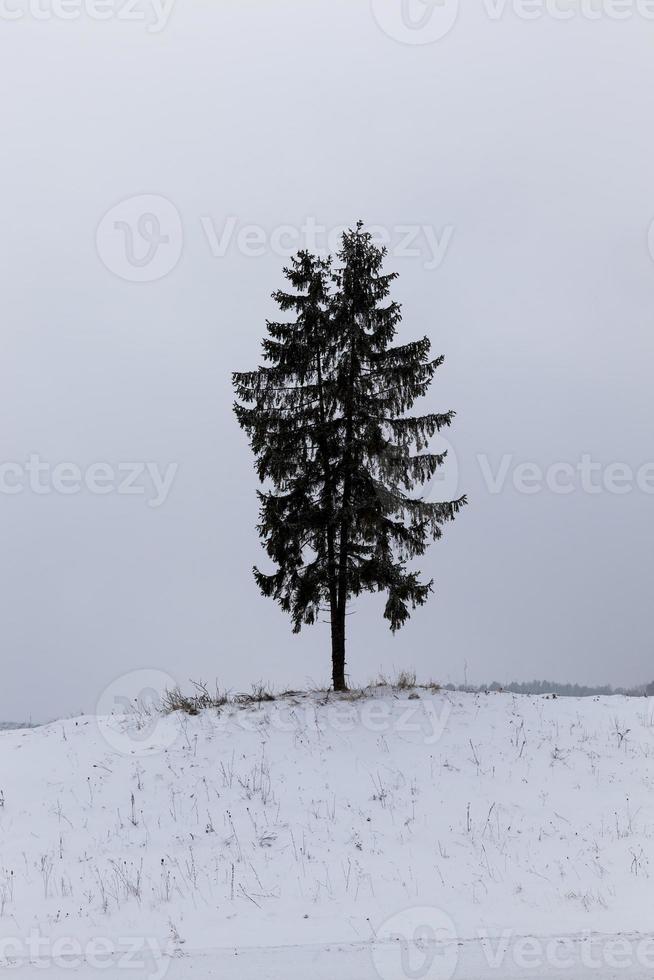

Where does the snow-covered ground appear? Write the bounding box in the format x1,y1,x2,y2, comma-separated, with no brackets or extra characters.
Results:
1,688,654,978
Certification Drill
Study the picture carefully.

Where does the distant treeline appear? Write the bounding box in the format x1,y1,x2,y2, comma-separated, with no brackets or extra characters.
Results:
443,680,654,698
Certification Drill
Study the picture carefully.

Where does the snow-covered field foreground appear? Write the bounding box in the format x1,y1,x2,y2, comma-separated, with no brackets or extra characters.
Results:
2,688,654,978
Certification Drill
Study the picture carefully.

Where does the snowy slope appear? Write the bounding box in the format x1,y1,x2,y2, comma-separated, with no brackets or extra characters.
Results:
1,689,654,977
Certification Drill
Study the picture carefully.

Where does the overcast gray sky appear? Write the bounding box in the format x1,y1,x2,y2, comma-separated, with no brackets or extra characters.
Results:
1,1,653,721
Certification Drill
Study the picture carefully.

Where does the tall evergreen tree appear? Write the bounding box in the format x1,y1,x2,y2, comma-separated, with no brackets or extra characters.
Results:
233,223,466,691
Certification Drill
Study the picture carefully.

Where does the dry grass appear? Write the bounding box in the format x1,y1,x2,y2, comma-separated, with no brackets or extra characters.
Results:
234,682,276,706
162,674,442,717
371,669,440,693
161,680,227,715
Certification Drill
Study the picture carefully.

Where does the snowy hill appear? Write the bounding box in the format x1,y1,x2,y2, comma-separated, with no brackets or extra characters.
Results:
1,688,654,978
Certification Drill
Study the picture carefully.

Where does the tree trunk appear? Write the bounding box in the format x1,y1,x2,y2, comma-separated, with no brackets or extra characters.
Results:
333,325,356,693
331,611,346,691
315,344,344,691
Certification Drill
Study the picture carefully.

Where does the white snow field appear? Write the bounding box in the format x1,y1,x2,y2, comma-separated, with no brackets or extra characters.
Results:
1,688,654,978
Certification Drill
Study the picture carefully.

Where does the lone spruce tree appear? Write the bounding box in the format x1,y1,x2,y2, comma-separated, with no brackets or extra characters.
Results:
233,223,466,691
